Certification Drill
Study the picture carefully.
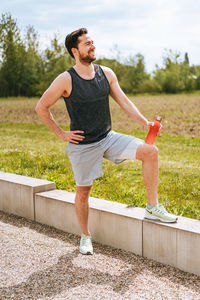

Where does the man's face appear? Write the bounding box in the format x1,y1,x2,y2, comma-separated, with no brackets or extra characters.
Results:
75,34,96,64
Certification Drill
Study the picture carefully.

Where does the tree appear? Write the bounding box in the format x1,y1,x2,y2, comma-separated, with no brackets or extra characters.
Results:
20,25,44,96
184,52,189,65
162,49,181,69
121,53,149,94
153,49,195,93
0,12,24,96
193,65,200,90
0,13,200,96
37,34,74,93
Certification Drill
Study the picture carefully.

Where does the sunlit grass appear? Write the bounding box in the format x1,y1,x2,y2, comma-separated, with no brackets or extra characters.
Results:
0,122,199,219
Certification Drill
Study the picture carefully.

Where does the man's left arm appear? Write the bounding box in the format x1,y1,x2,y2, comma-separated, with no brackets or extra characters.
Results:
103,67,153,129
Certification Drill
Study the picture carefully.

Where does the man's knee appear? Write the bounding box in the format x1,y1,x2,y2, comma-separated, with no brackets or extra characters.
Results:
75,185,92,202
136,144,158,161
149,145,158,161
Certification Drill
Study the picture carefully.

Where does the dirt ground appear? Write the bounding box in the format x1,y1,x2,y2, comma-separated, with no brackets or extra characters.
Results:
0,211,200,300
0,94,199,137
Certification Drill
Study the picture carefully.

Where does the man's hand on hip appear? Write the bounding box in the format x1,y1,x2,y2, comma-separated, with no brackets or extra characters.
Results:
59,130,85,144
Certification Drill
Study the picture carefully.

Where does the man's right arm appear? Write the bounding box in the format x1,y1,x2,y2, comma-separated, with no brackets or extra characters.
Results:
35,72,85,144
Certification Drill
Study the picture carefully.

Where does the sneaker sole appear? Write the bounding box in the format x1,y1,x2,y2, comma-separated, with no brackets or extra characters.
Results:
145,213,178,223
79,249,93,255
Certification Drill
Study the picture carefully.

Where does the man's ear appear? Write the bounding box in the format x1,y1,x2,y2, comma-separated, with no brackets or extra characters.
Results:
72,47,78,57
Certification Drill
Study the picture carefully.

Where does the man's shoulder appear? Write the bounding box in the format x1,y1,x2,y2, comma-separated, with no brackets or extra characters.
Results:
98,65,116,82
52,71,72,94
98,64,112,73
96,64,115,76
60,70,72,82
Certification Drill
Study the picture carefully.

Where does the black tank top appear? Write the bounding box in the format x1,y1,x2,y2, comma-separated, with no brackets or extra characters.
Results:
63,64,111,144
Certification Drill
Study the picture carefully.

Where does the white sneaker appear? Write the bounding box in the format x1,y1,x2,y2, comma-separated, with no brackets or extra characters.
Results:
79,234,93,255
145,204,178,223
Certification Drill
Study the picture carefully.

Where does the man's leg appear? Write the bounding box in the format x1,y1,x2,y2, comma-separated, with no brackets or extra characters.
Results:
75,185,94,254
136,143,159,205
103,131,177,222
136,143,178,222
75,185,92,235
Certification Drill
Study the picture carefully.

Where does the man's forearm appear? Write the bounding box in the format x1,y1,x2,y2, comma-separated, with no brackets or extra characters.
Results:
36,107,64,138
120,97,148,126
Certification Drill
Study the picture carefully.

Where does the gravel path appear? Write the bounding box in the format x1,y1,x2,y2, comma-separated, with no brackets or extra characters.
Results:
0,210,200,300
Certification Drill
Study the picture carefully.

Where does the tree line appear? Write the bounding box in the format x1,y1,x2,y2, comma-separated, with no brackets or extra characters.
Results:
0,12,200,97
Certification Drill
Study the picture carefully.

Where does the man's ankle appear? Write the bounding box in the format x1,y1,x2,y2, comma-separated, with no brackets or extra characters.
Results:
81,232,91,236
147,203,157,209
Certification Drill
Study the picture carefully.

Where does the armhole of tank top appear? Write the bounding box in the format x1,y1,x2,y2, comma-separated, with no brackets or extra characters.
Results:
64,70,73,99
99,65,110,90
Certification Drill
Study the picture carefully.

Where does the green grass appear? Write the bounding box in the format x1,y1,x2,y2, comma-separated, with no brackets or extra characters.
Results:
0,121,199,220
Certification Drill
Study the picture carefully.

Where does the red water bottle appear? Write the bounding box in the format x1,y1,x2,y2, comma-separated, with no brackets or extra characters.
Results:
145,116,162,145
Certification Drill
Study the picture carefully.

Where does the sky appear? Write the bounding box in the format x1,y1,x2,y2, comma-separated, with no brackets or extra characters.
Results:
1,0,200,73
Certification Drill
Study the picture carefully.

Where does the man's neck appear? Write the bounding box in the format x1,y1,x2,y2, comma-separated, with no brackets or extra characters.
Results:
74,62,95,79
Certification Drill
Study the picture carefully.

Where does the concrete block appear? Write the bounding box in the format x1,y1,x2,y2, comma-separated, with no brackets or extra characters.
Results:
35,189,144,255
176,217,200,276
143,221,177,267
143,216,200,276
89,209,142,255
2,171,199,276
0,171,56,220
35,190,80,235
89,198,143,255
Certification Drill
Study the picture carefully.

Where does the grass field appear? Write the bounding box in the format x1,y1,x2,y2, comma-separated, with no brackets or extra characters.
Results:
0,94,199,219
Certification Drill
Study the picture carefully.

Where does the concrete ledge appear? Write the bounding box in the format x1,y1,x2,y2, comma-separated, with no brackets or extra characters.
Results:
35,189,143,255
35,189,200,276
0,171,199,276
143,217,200,275
0,172,56,220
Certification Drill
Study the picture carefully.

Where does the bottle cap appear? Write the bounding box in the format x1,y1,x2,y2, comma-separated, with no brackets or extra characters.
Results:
155,116,162,121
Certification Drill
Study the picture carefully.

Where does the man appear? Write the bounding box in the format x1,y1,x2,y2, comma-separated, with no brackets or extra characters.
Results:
36,28,178,255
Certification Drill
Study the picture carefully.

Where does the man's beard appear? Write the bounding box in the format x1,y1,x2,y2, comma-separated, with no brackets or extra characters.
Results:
78,51,96,64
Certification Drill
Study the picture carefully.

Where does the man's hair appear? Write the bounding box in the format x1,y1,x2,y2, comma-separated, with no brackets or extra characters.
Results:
65,28,88,58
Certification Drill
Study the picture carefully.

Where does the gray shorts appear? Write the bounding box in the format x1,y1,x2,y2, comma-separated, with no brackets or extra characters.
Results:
66,130,144,186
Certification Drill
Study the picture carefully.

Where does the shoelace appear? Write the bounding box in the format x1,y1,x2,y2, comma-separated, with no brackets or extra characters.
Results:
153,205,166,215
148,204,175,217
158,204,167,212
160,205,176,217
